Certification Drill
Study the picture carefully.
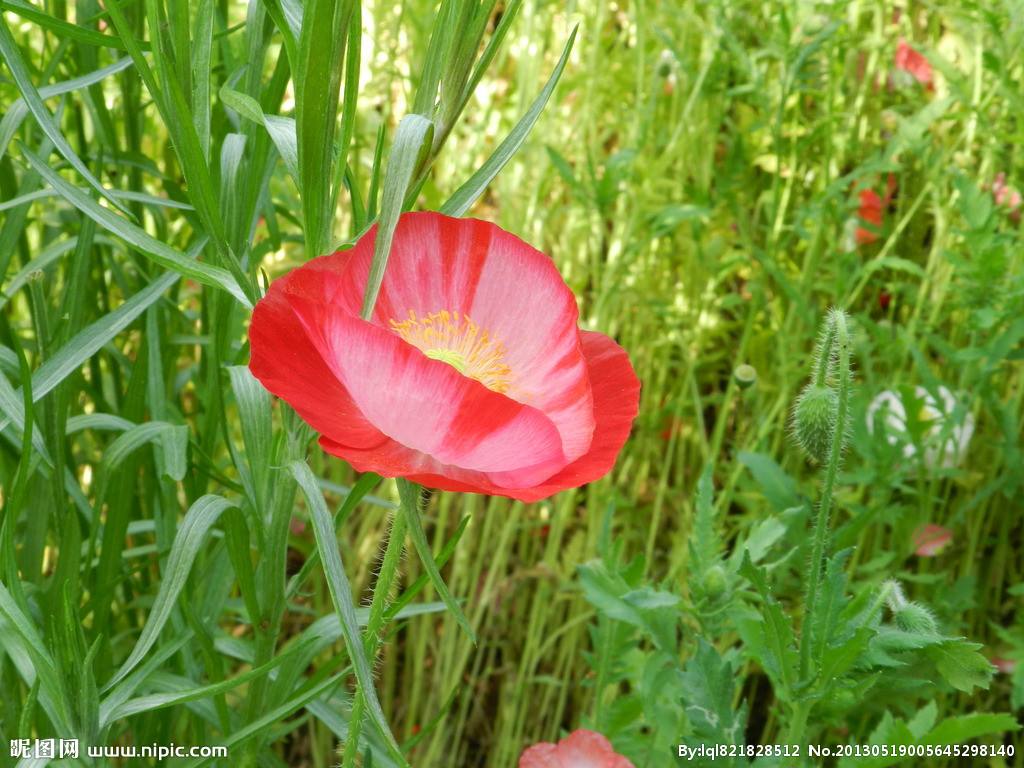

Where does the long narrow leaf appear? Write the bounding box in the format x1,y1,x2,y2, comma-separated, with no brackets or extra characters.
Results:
20,146,249,305
441,26,577,217
359,114,433,319
104,495,238,691
397,479,475,643
289,461,408,768
0,19,129,213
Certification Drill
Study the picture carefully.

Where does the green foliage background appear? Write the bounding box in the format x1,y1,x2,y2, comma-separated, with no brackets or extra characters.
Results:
0,0,1022,766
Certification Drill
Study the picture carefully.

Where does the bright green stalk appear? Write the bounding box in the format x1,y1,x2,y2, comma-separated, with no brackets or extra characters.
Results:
789,309,852,749
342,509,407,768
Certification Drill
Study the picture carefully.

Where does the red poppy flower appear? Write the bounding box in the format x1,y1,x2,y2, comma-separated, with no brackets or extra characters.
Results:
912,523,952,557
895,39,933,88
519,730,635,768
854,174,897,246
249,212,640,502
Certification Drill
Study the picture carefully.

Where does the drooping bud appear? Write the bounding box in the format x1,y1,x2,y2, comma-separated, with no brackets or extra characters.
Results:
792,384,839,463
893,601,939,635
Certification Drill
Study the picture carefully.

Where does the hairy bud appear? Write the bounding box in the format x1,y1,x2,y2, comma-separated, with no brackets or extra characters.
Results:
893,601,939,635
793,384,839,463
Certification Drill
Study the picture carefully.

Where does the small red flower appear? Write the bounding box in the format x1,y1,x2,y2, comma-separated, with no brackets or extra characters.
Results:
992,658,1017,675
912,523,952,557
879,290,892,311
249,212,640,502
854,175,897,246
519,730,635,768
992,172,1022,220
895,39,933,88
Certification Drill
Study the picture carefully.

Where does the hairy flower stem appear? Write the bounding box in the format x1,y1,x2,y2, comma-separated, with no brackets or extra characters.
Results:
342,508,408,768
790,311,851,747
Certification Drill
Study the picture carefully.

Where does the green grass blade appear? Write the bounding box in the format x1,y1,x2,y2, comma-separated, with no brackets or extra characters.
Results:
219,84,299,183
0,0,145,51
396,479,475,643
19,146,250,304
0,583,73,733
359,114,433,319
289,460,409,768
440,25,576,217
103,495,238,692
0,57,133,163
295,0,353,255
0,19,130,214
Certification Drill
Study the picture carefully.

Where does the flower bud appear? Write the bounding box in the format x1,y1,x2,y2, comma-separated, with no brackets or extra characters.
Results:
893,601,938,635
701,564,727,598
793,384,838,463
733,364,757,389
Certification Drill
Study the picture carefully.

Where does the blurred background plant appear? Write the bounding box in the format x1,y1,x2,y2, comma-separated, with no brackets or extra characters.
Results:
1,0,1022,766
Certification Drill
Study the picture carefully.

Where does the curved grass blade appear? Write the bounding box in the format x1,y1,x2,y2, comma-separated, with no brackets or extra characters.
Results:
0,20,130,214
0,0,144,52
19,146,250,305
180,673,343,768
103,495,238,691
220,84,299,183
0,57,132,163
0,583,74,734
360,114,433,319
289,460,409,768
396,478,475,643
441,25,577,217
0,269,181,435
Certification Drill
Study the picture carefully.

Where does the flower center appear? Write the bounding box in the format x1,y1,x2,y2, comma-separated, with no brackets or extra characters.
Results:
390,309,512,393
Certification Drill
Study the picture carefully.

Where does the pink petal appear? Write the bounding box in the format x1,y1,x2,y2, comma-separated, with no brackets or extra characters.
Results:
248,251,387,450
325,212,597,464
518,730,635,768
319,330,639,501
519,744,562,768
290,300,567,484
912,523,953,557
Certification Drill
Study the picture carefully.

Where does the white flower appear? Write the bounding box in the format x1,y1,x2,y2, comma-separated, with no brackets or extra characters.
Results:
866,385,974,469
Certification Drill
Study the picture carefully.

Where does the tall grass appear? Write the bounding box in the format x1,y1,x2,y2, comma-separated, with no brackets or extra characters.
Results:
1,1,1021,766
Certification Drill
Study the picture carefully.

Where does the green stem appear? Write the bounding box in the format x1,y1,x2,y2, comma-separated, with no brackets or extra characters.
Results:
342,506,408,768
798,311,851,686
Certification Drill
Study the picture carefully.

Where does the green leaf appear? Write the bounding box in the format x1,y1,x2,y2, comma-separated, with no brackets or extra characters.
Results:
578,559,680,653
737,555,797,693
104,495,238,691
0,20,129,213
743,515,786,563
295,0,354,255
0,0,144,52
0,582,74,734
0,57,133,163
688,464,719,572
289,461,408,767
441,26,576,217
360,114,434,319
680,639,747,748
397,478,476,643
925,639,996,693
738,451,803,512
219,84,299,183
925,712,1019,744
228,366,273,508
20,146,249,305
0,271,181,438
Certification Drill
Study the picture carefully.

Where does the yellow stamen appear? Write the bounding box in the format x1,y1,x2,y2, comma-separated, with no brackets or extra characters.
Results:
390,309,513,393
